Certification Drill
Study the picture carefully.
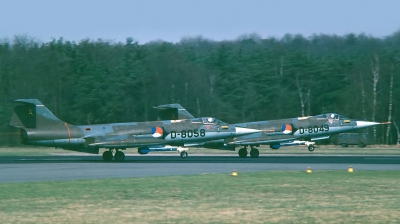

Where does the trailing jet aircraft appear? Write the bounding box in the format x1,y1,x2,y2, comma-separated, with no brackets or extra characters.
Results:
154,104,382,158
9,99,261,161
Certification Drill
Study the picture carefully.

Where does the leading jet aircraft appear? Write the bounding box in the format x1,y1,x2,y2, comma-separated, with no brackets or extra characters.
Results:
224,113,381,158
9,99,261,161
154,104,381,158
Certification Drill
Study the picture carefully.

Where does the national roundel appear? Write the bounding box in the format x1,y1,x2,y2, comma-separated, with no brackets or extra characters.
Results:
281,124,292,134
151,126,164,138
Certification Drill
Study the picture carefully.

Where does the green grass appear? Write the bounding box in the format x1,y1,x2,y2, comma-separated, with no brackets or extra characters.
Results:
0,171,399,223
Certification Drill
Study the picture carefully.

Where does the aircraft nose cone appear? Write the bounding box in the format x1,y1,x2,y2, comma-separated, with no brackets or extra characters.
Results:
356,121,380,128
235,127,262,136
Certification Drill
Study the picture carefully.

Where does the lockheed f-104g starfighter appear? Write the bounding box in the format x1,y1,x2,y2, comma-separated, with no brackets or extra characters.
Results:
9,99,261,161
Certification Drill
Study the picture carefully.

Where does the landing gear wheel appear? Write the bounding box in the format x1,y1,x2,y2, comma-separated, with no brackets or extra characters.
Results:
114,151,125,161
102,150,113,161
238,148,248,158
250,148,259,158
341,143,348,148
308,145,315,152
180,151,188,158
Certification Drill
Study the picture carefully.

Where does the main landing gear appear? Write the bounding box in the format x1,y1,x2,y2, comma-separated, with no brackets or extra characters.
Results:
102,148,126,162
238,146,259,158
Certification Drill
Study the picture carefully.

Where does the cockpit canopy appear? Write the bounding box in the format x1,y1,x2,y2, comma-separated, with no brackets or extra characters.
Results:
325,113,350,120
191,117,227,125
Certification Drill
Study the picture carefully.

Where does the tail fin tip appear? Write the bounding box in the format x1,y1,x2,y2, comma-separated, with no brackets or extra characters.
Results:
14,99,44,106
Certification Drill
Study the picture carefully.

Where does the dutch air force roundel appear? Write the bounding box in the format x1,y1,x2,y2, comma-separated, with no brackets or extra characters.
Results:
151,126,163,138
281,124,292,134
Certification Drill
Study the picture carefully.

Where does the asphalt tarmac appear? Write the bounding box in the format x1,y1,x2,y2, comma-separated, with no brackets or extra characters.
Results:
1,154,400,183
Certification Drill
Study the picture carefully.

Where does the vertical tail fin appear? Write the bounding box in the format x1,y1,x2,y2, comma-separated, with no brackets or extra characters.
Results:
153,104,195,120
9,99,63,129
8,99,92,153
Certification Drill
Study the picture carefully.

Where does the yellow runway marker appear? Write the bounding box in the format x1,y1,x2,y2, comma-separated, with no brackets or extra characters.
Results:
231,170,238,176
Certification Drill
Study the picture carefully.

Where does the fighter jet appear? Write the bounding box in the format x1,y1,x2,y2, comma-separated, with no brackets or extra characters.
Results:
9,99,261,161
223,113,381,158
154,104,381,158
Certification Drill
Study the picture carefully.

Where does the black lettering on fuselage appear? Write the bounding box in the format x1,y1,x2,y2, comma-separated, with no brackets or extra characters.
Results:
298,125,330,134
170,129,206,139
171,131,176,139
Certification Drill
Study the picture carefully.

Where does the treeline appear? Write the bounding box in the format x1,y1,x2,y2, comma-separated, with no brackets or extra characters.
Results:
1,32,400,145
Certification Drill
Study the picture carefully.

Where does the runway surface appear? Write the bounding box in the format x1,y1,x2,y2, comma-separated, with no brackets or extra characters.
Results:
1,154,400,183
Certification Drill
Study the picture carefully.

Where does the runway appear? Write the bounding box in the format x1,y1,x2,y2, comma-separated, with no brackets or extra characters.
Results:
1,154,400,183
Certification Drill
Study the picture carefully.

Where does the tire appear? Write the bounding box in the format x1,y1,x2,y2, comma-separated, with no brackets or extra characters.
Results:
238,148,248,158
180,151,188,158
115,151,125,161
102,151,113,161
250,148,259,158
341,143,348,148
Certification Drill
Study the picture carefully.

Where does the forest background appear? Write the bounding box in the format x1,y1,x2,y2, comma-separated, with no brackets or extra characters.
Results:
1,32,400,145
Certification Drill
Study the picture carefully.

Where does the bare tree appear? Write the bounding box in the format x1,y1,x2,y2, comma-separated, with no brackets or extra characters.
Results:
296,74,310,117
359,73,367,120
296,74,305,117
386,65,394,144
392,120,400,145
307,89,311,116
371,54,380,141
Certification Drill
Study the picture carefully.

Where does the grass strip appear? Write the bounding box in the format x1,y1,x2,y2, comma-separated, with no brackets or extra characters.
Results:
0,171,399,223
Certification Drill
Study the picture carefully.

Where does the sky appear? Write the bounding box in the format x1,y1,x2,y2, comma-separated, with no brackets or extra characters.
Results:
1,0,400,44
